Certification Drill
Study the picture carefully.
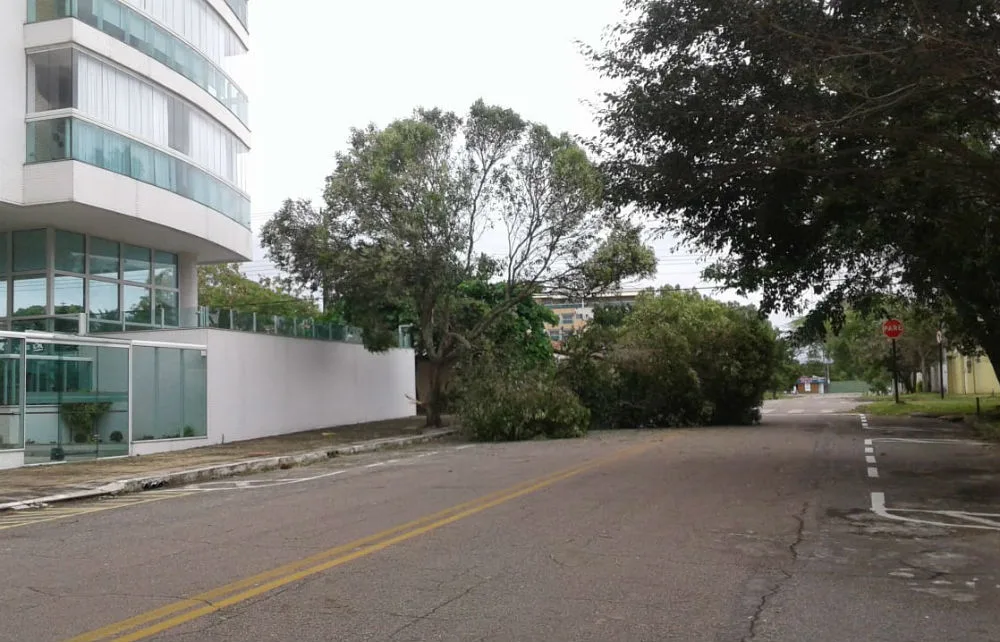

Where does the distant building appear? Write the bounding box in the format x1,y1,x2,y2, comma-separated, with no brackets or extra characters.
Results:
796,376,828,394
535,289,648,348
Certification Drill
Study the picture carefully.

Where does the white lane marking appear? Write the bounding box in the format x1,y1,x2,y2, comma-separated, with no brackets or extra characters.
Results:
788,409,805,414
865,446,874,454
454,445,475,451
868,437,988,446
864,438,873,446
821,409,834,414
365,462,385,469
865,455,877,464
867,466,880,478
871,492,1000,531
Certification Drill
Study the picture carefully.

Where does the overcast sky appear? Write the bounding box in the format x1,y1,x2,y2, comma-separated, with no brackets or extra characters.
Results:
240,0,797,328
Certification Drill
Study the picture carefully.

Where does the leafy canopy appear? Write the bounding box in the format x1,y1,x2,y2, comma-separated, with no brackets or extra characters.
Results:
261,100,656,425
197,264,322,319
591,0,1000,365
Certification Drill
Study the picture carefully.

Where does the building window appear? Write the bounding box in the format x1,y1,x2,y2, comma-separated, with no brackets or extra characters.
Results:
1,229,182,332
12,276,48,317
53,276,85,315
89,237,120,280
154,252,178,289
0,232,8,275
28,48,74,112
88,279,121,323
28,0,249,125
12,230,47,273
123,245,151,284
55,230,85,273
26,117,70,162
124,285,152,324
154,289,179,326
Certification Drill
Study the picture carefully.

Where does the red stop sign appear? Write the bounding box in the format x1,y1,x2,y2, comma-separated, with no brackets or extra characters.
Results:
883,318,904,339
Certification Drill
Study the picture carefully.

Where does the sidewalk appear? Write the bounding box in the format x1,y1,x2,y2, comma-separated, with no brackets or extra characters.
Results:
0,417,458,510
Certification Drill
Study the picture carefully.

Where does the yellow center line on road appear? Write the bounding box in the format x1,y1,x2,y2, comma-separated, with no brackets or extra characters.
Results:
65,438,661,642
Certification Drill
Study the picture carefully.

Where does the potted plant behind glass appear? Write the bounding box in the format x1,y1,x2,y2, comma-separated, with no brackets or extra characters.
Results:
60,402,112,446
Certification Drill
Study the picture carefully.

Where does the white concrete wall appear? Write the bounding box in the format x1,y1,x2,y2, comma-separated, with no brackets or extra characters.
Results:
0,450,24,471
0,1,26,205
116,329,416,450
22,162,253,262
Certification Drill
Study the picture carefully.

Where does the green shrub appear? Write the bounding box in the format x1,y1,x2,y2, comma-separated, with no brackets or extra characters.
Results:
457,371,590,442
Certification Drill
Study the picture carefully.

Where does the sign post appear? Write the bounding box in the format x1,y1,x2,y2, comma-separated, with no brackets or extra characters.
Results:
882,319,904,404
937,328,945,399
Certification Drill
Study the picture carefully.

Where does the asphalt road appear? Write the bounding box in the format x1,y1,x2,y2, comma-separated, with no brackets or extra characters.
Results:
1,403,998,641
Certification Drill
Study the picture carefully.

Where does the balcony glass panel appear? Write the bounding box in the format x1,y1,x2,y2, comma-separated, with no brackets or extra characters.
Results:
26,118,250,228
27,0,249,125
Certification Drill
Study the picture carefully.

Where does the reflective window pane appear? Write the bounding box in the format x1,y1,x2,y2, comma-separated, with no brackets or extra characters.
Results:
0,232,7,274
88,279,120,321
12,230,47,273
28,48,74,112
55,230,85,273
123,245,151,284
124,285,152,324
153,251,177,288
13,276,47,316
53,275,84,315
89,237,120,279
154,289,179,326
0,280,7,317
26,118,70,162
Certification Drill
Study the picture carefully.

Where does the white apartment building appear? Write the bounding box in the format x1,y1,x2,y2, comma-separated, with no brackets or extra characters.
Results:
0,1,417,469
2,0,253,334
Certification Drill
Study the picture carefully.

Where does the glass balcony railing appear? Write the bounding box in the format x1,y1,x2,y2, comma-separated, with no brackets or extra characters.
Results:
26,118,251,228
27,0,249,125
223,0,248,29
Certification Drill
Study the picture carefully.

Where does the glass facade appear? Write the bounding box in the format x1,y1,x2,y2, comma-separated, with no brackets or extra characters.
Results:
0,230,181,333
27,0,249,124
118,0,248,72
1,332,209,461
28,48,249,191
132,345,207,440
26,118,251,227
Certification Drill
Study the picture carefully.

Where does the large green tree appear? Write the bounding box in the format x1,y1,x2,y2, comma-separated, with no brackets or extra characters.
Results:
263,100,656,426
197,264,321,319
561,288,778,427
591,0,1000,374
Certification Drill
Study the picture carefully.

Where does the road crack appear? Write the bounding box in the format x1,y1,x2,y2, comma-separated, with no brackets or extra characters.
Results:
742,500,809,642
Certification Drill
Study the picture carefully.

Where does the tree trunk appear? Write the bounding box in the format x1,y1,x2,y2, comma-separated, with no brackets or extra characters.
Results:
424,359,447,428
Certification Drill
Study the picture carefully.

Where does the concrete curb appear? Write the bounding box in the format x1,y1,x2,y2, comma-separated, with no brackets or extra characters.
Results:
0,429,458,512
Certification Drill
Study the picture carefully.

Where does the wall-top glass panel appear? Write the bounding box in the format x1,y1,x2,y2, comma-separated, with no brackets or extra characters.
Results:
27,0,249,125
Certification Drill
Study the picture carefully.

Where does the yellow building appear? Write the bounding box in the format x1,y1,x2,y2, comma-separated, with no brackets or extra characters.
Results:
536,289,647,348
945,352,1000,395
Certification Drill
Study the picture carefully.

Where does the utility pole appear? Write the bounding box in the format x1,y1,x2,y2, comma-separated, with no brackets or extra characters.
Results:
937,326,945,399
892,338,900,404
